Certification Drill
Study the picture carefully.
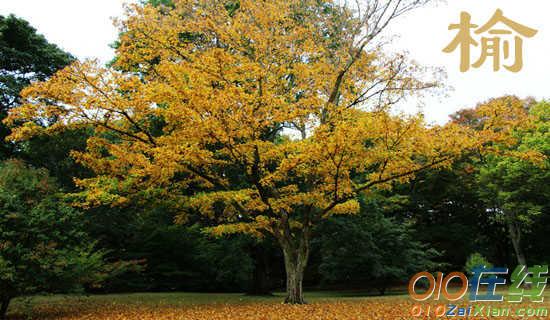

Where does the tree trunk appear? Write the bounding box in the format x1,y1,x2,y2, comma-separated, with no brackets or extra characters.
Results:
281,240,309,304
510,231,527,266
506,212,527,266
0,297,10,320
284,256,306,304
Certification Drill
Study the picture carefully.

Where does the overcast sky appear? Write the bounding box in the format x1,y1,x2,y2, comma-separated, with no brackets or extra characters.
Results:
2,0,549,124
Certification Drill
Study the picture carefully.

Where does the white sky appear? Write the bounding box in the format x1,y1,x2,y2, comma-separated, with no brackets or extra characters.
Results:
0,0,127,62
1,0,549,124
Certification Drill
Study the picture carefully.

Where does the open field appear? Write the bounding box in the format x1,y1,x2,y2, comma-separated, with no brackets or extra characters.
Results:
7,291,550,320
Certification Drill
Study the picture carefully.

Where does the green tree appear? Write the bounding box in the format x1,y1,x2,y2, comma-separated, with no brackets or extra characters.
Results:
393,165,504,270
0,14,73,159
126,212,254,292
465,253,493,275
0,160,111,320
476,102,550,267
319,195,439,295
18,128,91,191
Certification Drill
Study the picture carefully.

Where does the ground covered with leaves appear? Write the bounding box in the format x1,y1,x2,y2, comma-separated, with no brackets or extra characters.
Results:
7,292,550,319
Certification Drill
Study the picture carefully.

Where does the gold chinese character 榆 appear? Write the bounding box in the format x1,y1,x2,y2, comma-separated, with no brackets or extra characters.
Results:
443,9,538,72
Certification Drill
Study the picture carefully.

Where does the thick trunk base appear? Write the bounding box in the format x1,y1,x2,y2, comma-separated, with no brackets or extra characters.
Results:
279,223,311,305
284,260,307,304
285,280,306,304
282,252,308,304
284,295,307,304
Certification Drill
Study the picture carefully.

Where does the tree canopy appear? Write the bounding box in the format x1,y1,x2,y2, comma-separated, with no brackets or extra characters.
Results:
0,14,73,159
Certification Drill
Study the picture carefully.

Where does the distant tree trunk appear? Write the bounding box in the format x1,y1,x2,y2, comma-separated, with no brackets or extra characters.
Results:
506,211,527,266
247,243,272,295
0,297,10,320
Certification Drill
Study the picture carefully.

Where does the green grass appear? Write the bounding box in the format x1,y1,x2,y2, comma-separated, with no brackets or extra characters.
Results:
10,289,410,314
15,290,406,306
15,287,550,309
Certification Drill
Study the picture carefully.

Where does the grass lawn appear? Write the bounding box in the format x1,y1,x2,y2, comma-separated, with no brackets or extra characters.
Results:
7,290,550,319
